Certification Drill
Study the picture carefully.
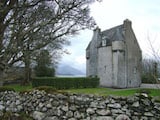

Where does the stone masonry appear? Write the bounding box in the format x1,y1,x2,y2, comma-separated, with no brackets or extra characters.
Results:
0,90,160,120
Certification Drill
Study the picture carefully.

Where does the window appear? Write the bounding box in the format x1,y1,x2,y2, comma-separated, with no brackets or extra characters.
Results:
101,35,111,46
102,40,107,46
134,67,137,74
102,36,107,46
86,50,90,59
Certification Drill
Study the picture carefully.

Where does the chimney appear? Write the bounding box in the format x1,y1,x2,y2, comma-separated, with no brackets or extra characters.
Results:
123,19,132,28
93,26,101,34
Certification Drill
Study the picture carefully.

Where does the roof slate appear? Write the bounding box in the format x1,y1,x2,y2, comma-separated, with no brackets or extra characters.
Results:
101,25,124,41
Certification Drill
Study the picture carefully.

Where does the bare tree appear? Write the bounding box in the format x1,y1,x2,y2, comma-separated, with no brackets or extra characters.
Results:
0,0,97,83
142,34,160,85
142,58,158,83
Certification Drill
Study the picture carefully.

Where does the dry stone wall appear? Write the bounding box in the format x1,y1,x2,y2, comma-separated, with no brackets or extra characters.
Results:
0,90,160,120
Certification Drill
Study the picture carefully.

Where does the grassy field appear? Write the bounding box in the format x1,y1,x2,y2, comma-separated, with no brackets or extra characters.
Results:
65,87,160,97
2,84,160,97
3,84,32,92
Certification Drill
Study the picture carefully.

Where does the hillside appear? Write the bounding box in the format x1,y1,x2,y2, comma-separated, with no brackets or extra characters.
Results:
55,64,85,76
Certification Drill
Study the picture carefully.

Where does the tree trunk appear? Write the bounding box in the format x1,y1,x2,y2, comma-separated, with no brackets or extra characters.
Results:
22,55,31,85
154,62,158,78
0,70,5,86
22,36,31,85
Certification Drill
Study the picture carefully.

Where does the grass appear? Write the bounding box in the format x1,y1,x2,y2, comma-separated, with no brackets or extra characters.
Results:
64,87,160,97
2,84,160,97
4,84,32,92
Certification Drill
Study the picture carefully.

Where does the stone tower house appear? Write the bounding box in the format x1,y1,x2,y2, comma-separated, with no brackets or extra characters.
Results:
86,19,142,88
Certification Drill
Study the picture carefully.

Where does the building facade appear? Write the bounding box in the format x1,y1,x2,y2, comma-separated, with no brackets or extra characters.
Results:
86,19,142,88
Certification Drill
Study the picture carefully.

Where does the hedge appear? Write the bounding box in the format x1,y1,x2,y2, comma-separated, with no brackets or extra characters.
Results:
32,77,99,89
142,74,157,84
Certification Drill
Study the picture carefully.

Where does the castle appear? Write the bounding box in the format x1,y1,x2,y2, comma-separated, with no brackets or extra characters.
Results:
86,19,142,88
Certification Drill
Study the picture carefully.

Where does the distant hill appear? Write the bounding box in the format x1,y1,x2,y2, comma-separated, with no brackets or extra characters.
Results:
56,64,85,76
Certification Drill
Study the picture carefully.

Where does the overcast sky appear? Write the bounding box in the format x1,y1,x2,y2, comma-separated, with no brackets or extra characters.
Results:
58,0,160,73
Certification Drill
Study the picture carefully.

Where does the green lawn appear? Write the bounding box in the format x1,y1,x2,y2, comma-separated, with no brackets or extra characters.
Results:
64,87,160,97
4,84,32,92
2,84,160,97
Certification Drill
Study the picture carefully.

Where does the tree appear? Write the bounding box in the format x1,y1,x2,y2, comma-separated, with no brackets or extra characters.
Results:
142,58,158,83
142,34,160,84
34,50,55,77
0,0,97,82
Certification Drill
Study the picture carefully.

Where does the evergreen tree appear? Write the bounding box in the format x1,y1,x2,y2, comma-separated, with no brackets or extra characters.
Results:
34,50,55,77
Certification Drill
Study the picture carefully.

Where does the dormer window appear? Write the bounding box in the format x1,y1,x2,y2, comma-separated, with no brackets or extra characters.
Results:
102,36,107,46
102,39,107,46
102,36,110,46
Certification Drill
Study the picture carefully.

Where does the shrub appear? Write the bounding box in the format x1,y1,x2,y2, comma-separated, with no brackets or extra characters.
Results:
142,74,157,84
32,77,99,89
34,67,55,77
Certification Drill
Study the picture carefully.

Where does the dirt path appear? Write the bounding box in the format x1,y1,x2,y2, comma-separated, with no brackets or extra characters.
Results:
140,84,160,89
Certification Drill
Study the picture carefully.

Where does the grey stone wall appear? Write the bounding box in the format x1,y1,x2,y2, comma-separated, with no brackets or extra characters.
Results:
0,90,160,120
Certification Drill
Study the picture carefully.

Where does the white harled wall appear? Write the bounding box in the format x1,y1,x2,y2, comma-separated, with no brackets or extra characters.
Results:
86,28,100,77
98,46,112,87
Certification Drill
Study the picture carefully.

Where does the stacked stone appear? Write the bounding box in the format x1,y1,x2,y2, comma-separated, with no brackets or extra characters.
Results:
0,90,160,120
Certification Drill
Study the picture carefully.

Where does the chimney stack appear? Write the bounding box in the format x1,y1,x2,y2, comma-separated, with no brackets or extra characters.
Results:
123,19,132,28
93,26,101,33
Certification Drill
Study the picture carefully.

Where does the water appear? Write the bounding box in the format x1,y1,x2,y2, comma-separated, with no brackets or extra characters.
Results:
56,75,86,78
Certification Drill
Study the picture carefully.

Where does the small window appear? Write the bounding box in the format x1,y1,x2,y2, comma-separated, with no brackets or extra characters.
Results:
102,36,107,46
101,35,111,46
102,40,107,46
134,67,137,74
86,50,90,59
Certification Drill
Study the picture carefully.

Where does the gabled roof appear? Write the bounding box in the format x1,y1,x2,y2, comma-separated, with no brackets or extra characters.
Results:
101,25,124,41
86,22,126,50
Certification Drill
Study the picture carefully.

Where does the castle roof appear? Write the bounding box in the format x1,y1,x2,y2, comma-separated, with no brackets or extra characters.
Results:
101,25,124,42
86,19,132,50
